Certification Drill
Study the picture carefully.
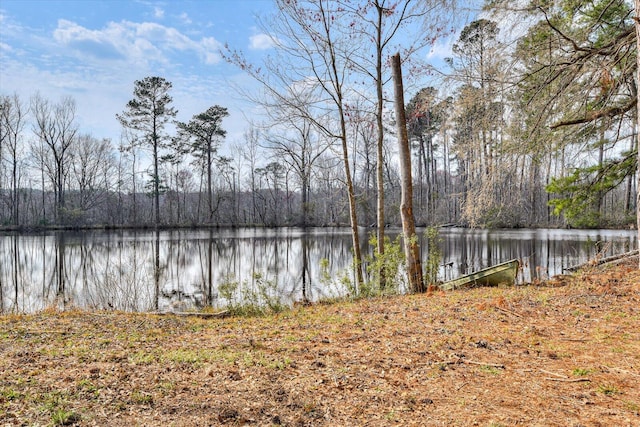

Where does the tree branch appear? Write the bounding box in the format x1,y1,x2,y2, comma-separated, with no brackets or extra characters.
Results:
550,98,636,129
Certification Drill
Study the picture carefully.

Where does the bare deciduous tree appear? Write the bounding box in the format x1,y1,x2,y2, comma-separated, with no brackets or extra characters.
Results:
0,94,26,225
71,135,115,216
263,114,331,226
345,0,455,286
635,0,639,266
31,94,78,224
224,0,366,287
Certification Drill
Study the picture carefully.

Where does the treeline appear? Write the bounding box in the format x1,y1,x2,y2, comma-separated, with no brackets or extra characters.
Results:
0,89,459,228
1,0,638,230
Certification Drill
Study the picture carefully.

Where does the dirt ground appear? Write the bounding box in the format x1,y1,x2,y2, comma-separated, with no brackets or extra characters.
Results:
1,257,639,426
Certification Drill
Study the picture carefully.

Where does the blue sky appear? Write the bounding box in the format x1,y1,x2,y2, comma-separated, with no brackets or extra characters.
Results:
0,0,471,146
0,0,278,143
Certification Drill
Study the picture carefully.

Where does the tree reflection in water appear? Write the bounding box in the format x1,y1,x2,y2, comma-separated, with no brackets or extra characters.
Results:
0,227,635,313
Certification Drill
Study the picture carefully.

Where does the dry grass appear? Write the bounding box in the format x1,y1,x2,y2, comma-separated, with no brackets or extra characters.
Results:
1,258,639,426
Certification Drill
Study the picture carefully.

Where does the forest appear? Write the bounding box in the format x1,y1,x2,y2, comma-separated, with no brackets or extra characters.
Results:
1,0,638,232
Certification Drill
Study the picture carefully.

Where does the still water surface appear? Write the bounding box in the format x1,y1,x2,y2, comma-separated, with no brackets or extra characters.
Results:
0,227,635,313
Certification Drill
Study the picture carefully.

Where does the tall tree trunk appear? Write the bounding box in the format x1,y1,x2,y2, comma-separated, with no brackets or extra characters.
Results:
419,133,430,218
40,156,46,223
341,127,364,289
132,152,138,225
154,228,160,311
545,151,553,225
321,6,364,289
635,0,640,268
207,144,213,224
12,154,18,226
443,128,451,222
374,1,386,288
428,132,437,219
153,128,160,227
302,173,309,227
597,126,605,215
626,130,636,214
417,134,425,218
392,53,424,293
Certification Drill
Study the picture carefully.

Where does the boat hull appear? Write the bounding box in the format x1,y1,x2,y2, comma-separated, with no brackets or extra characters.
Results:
440,259,520,291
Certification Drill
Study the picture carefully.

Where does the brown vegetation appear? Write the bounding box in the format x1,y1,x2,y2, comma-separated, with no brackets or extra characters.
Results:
1,259,639,426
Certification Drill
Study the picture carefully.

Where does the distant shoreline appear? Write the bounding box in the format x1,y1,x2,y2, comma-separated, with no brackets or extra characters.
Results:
1,223,637,234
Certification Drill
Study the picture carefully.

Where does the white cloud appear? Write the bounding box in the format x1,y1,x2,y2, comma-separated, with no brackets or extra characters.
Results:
52,19,222,65
0,2,266,147
427,36,455,61
135,21,193,49
154,7,165,19
249,33,276,50
200,37,222,64
178,12,192,25
0,10,29,38
129,36,165,63
54,19,124,59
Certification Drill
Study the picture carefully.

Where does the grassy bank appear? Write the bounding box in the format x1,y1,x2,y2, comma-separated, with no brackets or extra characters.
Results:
1,259,639,426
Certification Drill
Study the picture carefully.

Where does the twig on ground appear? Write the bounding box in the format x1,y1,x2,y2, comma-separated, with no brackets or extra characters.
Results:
440,357,505,369
494,306,523,318
19,330,68,335
544,377,591,382
540,369,567,378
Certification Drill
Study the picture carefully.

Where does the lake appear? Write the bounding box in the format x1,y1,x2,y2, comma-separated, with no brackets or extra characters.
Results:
0,227,636,313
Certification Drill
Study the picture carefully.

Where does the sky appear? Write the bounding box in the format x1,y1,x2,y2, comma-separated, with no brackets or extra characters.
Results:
0,0,469,148
0,0,280,144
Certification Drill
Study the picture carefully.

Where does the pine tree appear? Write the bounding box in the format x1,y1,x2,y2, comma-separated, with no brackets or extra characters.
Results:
176,105,229,224
117,77,177,226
